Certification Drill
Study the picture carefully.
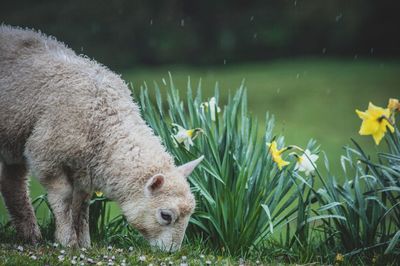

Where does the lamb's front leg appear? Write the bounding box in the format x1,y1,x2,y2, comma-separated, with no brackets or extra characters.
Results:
44,176,78,247
72,188,91,248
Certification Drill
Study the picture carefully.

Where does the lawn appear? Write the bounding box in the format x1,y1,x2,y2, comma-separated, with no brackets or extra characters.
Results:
123,57,399,175
0,58,399,264
2,57,399,220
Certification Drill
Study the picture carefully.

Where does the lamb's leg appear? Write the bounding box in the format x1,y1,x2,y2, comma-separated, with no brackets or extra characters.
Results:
0,163,42,243
72,187,91,247
42,175,78,247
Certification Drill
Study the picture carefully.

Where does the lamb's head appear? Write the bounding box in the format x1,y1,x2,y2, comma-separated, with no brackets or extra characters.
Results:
122,156,203,252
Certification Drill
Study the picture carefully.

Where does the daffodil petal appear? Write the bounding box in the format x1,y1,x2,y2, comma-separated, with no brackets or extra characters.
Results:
356,109,369,120
359,120,379,135
372,130,385,145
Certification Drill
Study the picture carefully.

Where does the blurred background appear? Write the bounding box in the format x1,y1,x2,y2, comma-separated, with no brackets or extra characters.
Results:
1,0,399,221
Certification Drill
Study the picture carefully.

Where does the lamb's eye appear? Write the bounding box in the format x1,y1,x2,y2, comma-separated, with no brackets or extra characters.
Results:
160,210,172,225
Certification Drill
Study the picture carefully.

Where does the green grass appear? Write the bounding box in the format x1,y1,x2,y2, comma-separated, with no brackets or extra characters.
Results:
1,57,400,264
0,226,382,265
1,57,399,253
124,57,399,174
1,57,399,220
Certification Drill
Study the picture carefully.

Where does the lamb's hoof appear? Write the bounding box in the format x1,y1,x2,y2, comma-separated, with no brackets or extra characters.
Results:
56,233,79,248
17,225,42,245
17,231,42,245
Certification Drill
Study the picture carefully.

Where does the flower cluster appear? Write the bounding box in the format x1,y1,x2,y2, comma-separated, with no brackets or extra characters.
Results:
266,141,319,175
171,98,220,151
356,98,399,145
200,97,221,121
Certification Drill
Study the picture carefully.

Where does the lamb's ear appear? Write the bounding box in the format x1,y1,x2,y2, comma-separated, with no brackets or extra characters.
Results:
178,156,204,178
145,174,165,195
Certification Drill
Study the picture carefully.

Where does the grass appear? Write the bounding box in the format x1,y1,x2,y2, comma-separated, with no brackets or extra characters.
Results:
2,57,397,220
123,57,399,174
0,226,379,265
1,57,399,264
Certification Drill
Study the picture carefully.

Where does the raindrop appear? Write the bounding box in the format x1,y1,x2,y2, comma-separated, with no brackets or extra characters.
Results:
223,59,227,65
294,0,297,7
335,13,343,22
370,48,374,54
277,88,281,94
322,47,327,54
253,33,258,39
150,19,153,25
180,19,185,27
250,16,254,21
296,73,300,79
354,54,358,60
162,78,167,85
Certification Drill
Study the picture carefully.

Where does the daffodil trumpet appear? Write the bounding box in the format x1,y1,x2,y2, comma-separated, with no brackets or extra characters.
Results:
266,141,290,170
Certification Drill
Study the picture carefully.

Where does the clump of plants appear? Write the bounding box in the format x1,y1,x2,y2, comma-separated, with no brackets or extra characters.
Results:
135,75,338,256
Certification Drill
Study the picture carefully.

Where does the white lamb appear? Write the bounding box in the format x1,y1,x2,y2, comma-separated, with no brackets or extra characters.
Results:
0,25,202,251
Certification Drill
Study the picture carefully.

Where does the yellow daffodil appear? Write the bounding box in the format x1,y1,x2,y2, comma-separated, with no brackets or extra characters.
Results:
266,141,290,170
200,97,221,121
388,98,400,112
95,191,103,197
335,253,344,263
356,102,394,145
172,124,203,150
294,149,319,176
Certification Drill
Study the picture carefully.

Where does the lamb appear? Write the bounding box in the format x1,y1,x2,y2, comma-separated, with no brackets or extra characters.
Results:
0,25,202,251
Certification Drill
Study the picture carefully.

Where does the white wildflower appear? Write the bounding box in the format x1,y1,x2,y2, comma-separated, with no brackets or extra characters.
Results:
17,245,23,252
58,255,65,262
294,149,319,176
139,255,146,262
30,255,37,260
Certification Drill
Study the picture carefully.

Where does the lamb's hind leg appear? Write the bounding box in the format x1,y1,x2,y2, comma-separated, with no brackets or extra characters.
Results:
0,163,41,243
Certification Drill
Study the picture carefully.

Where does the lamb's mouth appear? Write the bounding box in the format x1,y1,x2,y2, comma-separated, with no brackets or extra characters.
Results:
149,239,180,252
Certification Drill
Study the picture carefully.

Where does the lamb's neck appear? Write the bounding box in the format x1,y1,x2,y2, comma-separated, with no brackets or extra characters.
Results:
91,121,175,203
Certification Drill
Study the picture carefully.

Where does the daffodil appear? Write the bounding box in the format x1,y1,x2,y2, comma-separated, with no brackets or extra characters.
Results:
200,97,221,121
335,253,344,262
266,141,290,170
388,98,400,112
356,102,394,145
172,124,203,150
294,149,319,176
95,191,103,197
